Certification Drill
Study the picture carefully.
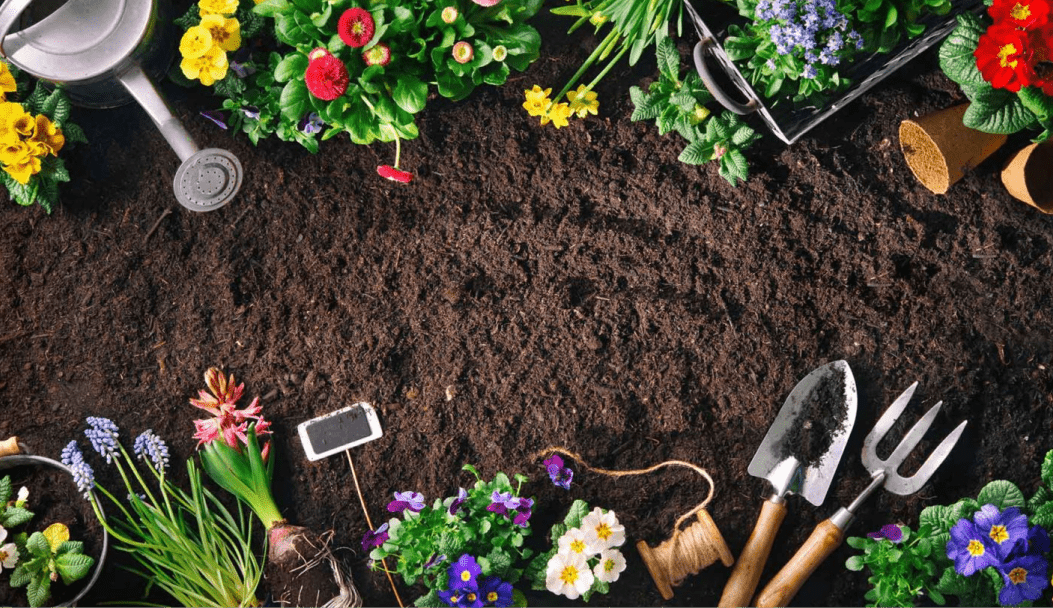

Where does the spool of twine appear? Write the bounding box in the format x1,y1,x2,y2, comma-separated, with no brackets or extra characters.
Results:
0,437,20,458
533,447,734,600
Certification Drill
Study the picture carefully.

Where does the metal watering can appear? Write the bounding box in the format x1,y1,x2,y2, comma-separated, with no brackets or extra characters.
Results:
0,0,243,211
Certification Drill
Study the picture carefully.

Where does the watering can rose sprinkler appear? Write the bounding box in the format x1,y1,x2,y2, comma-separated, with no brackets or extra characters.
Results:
0,0,243,211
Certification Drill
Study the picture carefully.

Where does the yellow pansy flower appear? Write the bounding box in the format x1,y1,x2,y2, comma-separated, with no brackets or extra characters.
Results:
198,0,238,15
180,25,213,59
0,62,16,100
200,14,241,53
540,102,572,129
523,85,552,117
180,45,229,86
29,114,63,156
566,85,599,119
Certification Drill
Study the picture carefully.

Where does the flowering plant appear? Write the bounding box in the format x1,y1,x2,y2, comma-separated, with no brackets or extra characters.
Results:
0,62,87,213
0,475,33,529
917,449,1053,606
844,523,944,607
7,523,95,608
175,0,267,87
187,0,541,181
940,1,1053,141
61,417,263,607
524,500,627,602
365,464,534,607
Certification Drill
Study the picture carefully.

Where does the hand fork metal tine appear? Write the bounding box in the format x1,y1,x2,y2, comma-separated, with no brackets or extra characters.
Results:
871,400,941,473
884,418,968,496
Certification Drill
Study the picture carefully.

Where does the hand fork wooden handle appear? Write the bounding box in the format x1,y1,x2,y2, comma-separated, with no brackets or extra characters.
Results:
755,383,967,608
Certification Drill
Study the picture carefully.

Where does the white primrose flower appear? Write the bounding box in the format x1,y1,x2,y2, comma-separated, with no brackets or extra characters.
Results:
593,548,627,583
581,507,625,550
545,550,594,599
16,486,28,505
557,527,598,558
0,528,17,571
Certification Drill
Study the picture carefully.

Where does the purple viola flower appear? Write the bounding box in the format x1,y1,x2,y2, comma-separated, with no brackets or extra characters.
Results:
229,61,256,79
512,497,533,527
242,106,261,120
448,487,468,515
486,490,519,516
423,553,447,570
200,110,228,130
387,491,425,513
448,554,482,591
479,576,514,607
298,112,325,135
867,524,904,543
974,505,1030,560
361,522,389,552
998,552,1049,605
948,518,1000,576
544,454,573,490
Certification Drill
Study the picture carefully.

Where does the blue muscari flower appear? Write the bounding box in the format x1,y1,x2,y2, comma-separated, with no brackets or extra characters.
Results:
974,505,1030,560
480,576,514,607
948,518,1000,576
448,554,482,591
448,487,468,515
61,440,95,499
133,429,170,472
387,491,425,513
85,417,120,464
998,552,1049,605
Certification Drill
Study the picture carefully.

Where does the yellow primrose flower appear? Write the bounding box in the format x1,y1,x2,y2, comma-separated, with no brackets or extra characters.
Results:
198,0,238,15
12,112,34,138
43,523,69,552
181,45,228,86
523,85,552,117
200,14,241,52
0,138,28,166
566,85,599,119
1,141,40,184
180,25,213,59
540,102,572,129
29,114,63,156
0,102,27,142
0,62,16,100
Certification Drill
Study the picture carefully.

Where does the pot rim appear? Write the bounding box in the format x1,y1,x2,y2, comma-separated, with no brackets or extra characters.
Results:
0,454,109,608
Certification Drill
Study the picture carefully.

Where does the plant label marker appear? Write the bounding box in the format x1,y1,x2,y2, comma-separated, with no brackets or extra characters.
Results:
296,403,404,608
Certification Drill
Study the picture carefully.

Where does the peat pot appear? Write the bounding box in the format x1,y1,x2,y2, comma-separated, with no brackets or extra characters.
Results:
0,454,108,607
899,104,1008,194
1001,140,1053,213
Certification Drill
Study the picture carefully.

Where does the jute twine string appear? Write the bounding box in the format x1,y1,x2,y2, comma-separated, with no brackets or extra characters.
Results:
532,446,730,592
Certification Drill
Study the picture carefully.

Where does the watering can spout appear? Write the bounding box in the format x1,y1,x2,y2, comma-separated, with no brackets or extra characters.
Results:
118,64,197,162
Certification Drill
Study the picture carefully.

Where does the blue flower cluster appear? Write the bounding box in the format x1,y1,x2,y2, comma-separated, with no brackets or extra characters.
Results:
133,429,170,473
60,440,95,499
438,554,514,607
947,505,1050,605
753,0,862,78
84,416,120,464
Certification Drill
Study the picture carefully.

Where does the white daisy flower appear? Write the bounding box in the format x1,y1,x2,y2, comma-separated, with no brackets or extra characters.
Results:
581,507,625,550
593,548,627,583
545,550,594,599
557,527,598,558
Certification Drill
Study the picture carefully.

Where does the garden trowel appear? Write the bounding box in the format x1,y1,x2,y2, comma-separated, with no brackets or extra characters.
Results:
718,360,857,608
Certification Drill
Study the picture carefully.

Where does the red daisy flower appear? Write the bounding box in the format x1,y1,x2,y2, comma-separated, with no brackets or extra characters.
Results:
990,0,1051,29
378,165,413,183
472,0,501,6
338,8,375,48
363,42,391,67
975,22,1036,91
304,54,349,100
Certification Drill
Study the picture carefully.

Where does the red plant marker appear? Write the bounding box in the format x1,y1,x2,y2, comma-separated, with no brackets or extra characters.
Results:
338,8,376,48
378,165,413,183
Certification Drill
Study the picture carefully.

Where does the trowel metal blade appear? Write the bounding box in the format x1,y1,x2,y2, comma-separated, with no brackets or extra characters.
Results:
747,360,857,506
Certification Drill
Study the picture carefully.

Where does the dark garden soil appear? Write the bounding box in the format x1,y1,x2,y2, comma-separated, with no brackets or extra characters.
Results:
1,5,1053,607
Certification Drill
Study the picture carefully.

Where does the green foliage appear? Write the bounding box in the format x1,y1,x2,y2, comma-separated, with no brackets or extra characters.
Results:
939,12,1048,141
844,524,942,607
201,0,541,155
679,112,760,186
370,465,535,600
843,0,951,54
9,530,95,608
0,475,35,528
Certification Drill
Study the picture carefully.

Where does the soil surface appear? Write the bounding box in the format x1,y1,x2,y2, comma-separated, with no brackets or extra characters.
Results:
2,3,1053,607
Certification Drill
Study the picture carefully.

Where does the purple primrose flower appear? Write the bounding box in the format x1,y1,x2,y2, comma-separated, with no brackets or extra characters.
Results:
998,552,1050,605
447,554,482,591
479,576,514,607
387,490,425,513
361,522,389,552
974,505,1029,560
948,518,999,576
544,454,574,490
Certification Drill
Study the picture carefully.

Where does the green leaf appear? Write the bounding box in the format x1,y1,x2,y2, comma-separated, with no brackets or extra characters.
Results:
1042,449,1053,487
561,500,590,531
1031,501,1053,529
279,80,309,122
393,76,428,115
8,564,31,587
1,506,34,528
0,476,10,504
656,37,680,82
512,589,528,607
720,149,749,186
26,531,48,556
884,4,898,28
253,0,291,17
846,555,865,571
274,53,308,83
629,87,660,121
56,552,94,585
678,140,712,165
486,547,513,576
963,89,1036,134
938,14,986,87
61,122,88,144
977,480,1026,510
27,574,50,608
920,505,952,532
414,590,440,607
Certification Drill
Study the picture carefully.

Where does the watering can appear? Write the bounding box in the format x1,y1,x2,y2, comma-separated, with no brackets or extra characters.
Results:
0,0,243,212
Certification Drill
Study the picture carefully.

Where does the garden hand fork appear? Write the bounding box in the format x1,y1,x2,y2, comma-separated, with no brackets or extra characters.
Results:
754,382,967,608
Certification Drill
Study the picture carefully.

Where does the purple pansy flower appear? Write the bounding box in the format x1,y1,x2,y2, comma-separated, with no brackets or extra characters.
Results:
298,112,325,134
200,110,228,130
230,61,256,79
448,487,468,515
447,554,482,591
998,552,1050,605
948,518,999,576
387,491,425,513
973,505,1029,560
423,553,447,570
361,522,389,552
544,454,573,490
867,524,904,543
479,576,514,607
242,106,260,120
486,491,519,516
512,496,533,527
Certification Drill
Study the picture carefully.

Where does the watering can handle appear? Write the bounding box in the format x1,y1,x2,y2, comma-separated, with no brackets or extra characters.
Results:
118,63,199,163
692,39,759,116
0,0,34,58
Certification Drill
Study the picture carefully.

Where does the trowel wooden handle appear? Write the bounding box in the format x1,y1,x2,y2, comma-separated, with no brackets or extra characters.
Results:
0,436,20,458
718,498,787,608
754,519,845,608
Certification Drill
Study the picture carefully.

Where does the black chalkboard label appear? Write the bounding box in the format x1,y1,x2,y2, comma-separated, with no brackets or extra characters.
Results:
298,403,382,461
